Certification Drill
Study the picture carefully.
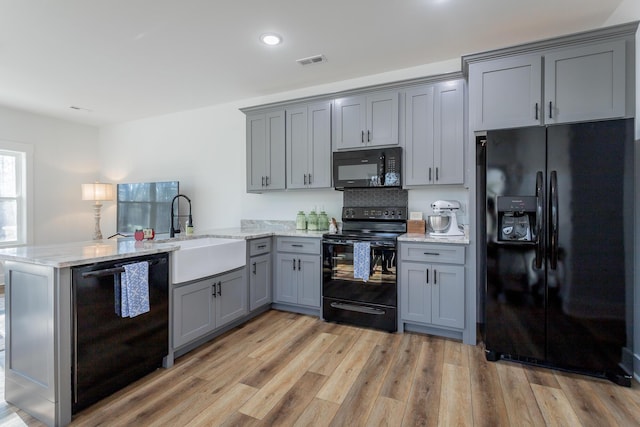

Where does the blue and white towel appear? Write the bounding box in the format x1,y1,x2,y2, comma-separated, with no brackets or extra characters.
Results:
353,241,371,282
120,262,150,318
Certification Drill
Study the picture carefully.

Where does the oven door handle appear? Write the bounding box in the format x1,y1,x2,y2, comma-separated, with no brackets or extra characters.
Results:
324,240,395,249
330,302,386,315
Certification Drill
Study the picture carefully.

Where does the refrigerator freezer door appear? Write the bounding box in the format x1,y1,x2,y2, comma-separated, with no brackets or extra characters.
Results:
485,126,546,361
545,120,631,374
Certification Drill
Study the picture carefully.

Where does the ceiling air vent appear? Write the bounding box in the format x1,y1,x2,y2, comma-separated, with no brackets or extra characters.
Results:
296,54,327,66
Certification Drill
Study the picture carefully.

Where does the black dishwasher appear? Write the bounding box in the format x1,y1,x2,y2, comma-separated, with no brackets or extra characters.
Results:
71,252,169,413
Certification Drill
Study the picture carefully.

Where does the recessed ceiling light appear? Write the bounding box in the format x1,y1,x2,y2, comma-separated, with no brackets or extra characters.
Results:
260,33,282,46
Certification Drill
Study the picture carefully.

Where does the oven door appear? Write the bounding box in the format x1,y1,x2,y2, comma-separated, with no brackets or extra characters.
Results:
322,239,397,331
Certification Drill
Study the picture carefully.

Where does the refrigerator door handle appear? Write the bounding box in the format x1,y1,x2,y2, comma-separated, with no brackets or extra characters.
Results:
535,171,544,269
550,171,559,269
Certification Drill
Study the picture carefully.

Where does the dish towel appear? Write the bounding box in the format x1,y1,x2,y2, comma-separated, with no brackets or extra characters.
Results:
120,261,150,318
353,241,371,282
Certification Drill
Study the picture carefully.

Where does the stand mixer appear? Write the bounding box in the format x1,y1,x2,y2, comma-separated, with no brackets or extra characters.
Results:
429,200,464,237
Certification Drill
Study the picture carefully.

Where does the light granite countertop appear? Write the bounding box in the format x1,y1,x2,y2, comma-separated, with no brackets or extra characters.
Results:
0,220,470,268
0,225,326,268
0,239,180,268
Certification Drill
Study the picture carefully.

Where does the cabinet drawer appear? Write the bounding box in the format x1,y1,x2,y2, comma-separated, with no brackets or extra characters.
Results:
400,243,465,264
276,237,321,254
249,238,271,256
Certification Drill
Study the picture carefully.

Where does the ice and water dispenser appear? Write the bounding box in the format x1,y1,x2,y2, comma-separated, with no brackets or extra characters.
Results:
496,196,536,242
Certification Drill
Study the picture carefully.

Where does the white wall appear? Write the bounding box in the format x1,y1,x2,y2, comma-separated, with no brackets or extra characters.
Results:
0,105,101,244
98,58,465,237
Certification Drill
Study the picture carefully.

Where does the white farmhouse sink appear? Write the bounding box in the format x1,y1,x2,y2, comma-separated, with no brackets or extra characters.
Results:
171,237,246,284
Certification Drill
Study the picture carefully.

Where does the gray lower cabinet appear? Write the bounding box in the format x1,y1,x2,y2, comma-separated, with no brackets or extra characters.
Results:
334,91,399,149
274,237,321,308
468,38,628,131
286,102,332,189
248,237,272,310
399,243,465,331
246,110,285,192
173,267,247,349
404,80,464,186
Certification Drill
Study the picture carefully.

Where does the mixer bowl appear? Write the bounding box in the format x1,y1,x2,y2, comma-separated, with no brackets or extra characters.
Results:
427,215,450,232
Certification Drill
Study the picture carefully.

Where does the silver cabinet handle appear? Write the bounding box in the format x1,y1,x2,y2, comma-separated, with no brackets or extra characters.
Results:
429,168,432,182
257,244,266,249
261,176,265,186
218,282,222,296
435,167,439,181
426,269,429,284
292,259,296,270
298,259,301,270
361,130,364,143
292,244,303,247
549,101,553,119
212,283,217,297
304,174,307,185
265,176,270,186
423,252,440,256
434,270,437,285
252,262,256,275
367,130,371,142
535,102,539,120
308,173,312,184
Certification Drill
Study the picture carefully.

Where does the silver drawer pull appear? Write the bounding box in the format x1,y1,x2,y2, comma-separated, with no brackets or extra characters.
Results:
330,302,385,315
423,252,440,256
292,244,304,247
257,244,266,249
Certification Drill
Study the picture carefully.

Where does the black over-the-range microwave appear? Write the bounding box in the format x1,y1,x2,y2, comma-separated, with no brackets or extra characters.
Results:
332,147,402,189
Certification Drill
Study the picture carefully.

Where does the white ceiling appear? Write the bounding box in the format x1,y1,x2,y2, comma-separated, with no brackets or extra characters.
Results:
0,0,625,126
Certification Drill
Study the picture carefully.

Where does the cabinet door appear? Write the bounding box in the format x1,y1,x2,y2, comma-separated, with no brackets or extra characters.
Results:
544,40,626,124
246,114,267,191
173,279,215,348
297,254,321,308
404,85,435,186
265,111,286,190
286,107,309,189
366,91,399,146
275,253,298,304
307,102,332,188
469,54,542,130
250,253,271,310
400,262,431,324
431,265,465,329
334,95,366,150
433,80,464,184
215,269,247,328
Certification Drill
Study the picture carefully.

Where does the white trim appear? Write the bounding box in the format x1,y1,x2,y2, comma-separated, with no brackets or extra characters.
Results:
0,140,33,247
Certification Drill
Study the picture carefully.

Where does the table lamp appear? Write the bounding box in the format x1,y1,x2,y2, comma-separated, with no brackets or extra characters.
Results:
82,182,114,240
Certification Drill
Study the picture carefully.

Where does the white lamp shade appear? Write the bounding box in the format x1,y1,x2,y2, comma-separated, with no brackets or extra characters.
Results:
82,182,114,201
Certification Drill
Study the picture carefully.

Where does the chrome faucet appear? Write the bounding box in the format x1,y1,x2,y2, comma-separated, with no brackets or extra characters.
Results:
170,194,192,238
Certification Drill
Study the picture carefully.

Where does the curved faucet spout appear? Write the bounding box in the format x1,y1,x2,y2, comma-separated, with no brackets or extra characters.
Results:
170,194,192,238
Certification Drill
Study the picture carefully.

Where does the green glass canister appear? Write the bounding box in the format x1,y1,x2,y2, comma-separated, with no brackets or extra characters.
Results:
307,210,318,231
296,211,307,230
318,211,329,231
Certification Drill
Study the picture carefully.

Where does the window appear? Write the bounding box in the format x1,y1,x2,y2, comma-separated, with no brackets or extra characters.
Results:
0,142,32,247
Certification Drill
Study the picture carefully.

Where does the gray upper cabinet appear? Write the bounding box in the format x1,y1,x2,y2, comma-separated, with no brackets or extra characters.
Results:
544,40,626,125
469,54,542,131
286,102,332,189
404,80,464,186
334,91,399,150
469,39,628,131
246,110,285,192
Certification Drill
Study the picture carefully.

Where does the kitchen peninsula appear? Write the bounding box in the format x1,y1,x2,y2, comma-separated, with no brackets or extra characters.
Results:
0,239,179,426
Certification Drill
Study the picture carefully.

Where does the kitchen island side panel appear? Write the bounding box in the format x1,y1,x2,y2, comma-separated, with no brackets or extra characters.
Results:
4,261,72,427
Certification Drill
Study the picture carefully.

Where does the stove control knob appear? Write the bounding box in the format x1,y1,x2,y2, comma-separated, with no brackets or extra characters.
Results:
390,210,395,216
384,210,388,216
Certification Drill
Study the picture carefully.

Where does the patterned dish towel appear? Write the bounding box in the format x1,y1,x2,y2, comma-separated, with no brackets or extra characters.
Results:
120,261,150,318
353,241,371,282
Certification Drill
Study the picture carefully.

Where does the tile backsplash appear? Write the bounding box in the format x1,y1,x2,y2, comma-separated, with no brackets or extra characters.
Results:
343,188,408,207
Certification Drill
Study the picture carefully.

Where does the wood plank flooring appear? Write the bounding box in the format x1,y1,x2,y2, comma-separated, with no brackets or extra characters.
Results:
2,309,640,426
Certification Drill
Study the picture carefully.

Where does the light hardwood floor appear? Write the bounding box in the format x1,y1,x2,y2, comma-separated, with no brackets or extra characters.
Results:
2,309,640,426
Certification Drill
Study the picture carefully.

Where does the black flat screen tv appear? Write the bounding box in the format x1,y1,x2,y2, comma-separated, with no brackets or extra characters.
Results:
116,181,179,235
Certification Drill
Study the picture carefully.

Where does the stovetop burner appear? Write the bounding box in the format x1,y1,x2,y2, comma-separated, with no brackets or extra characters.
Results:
323,206,408,244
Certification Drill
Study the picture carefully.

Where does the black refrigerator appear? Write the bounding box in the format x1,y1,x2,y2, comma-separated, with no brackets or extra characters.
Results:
479,118,633,386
